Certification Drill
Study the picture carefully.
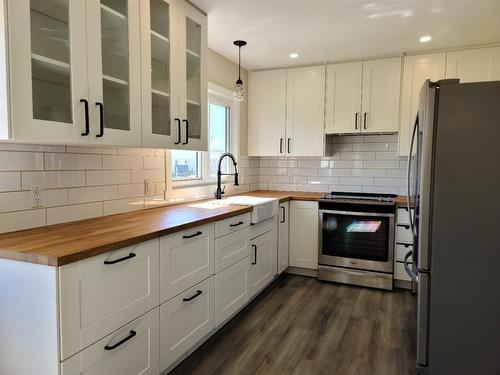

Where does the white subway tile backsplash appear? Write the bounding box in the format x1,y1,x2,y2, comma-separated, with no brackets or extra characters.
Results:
103,197,145,215
66,146,117,155
350,168,387,178
296,184,329,192
117,147,157,156
0,151,44,171
329,185,363,193
297,160,330,168
375,151,399,160
363,185,399,195
68,185,118,204
267,159,297,168
0,209,46,234
22,171,86,189
45,153,102,170
339,177,374,186
47,202,103,225
267,183,298,192
131,169,165,183
44,189,68,207
0,143,65,152
352,143,393,152
374,177,407,187
362,160,400,169
290,168,317,176
118,183,145,198
87,170,131,186
308,176,340,185
260,167,288,176
341,151,376,160
0,191,32,213
143,156,165,170
330,160,363,169
317,169,350,177
0,172,21,192
363,134,398,143
103,155,143,170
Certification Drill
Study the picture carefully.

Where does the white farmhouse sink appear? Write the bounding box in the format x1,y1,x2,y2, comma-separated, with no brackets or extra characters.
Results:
223,196,279,224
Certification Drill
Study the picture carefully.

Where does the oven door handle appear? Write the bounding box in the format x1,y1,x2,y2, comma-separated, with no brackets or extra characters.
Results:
319,209,395,218
404,250,418,283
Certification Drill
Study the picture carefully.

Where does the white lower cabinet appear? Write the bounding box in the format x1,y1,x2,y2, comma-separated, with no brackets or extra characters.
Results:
160,276,215,371
215,256,251,327
289,201,319,269
249,229,278,297
59,239,160,360
278,202,290,274
160,223,214,302
61,308,160,375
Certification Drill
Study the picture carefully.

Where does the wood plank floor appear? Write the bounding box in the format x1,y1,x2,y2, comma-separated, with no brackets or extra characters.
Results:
171,274,417,375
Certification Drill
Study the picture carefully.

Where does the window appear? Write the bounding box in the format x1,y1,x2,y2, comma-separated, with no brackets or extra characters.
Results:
170,83,238,187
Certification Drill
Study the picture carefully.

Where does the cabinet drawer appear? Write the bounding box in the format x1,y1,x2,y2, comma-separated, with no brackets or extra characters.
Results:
215,212,251,238
394,261,412,281
160,276,215,371
250,216,275,240
397,207,414,225
59,239,159,360
396,225,413,244
215,256,250,328
215,227,250,272
396,243,413,262
160,223,214,303
61,308,159,375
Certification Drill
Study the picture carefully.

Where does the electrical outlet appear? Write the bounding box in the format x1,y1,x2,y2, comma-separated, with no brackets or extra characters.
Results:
145,179,155,195
30,186,44,208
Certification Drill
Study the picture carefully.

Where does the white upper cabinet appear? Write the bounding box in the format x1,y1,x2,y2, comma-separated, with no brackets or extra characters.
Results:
248,69,287,156
325,57,401,134
361,57,402,133
286,65,325,156
87,0,142,147
398,53,446,156
7,0,89,143
446,46,500,82
325,62,362,134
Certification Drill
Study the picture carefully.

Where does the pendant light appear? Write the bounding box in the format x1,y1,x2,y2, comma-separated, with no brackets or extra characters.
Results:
233,40,247,101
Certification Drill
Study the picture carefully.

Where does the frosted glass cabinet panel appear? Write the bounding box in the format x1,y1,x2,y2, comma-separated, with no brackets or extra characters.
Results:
87,0,142,146
141,0,178,148
8,0,89,143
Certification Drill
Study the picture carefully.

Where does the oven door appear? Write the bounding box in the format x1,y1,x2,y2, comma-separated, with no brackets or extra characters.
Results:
319,209,395,273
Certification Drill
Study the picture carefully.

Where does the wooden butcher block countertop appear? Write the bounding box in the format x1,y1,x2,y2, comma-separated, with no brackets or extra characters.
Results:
0,190,407,267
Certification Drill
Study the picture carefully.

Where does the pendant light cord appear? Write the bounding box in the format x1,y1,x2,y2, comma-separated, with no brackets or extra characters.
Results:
238,46,241,80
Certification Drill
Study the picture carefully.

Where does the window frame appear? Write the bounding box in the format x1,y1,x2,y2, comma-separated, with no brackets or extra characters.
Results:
166,82,240,199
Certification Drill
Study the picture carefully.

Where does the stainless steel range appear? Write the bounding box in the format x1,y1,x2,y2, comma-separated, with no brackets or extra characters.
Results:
318,191,396,290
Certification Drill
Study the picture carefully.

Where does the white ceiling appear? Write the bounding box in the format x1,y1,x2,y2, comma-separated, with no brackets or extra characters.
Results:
191,0,500,70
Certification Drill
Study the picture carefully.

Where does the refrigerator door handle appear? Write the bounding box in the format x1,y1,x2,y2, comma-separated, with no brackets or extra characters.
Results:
406,114,419,237
404,250,418,282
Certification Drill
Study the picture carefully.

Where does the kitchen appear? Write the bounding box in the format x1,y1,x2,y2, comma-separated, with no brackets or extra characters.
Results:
0,1,499,374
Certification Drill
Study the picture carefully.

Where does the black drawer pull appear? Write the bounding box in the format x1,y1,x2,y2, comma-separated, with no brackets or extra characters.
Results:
183,290,203,302
104,252,136,265
229,221,244,227
251,244,257,265
183,231,202,239
104,330,136,350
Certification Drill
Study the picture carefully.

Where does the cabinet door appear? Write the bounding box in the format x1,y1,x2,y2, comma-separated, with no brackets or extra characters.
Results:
446,47,500,82
141,0,179,148
86,0,142,146
8,0,89,143
59,239,160,361
278,202,289,274
399,53,446,156
61,308,159,375
160,223,214,303
286,65,325,156
361,57,402,133
289,200,318,269
160,277,214,371
248,69,287,156
325,62,362,134
215,256,250,327
249,229,277,297
177,1,207,151
215,227,250,273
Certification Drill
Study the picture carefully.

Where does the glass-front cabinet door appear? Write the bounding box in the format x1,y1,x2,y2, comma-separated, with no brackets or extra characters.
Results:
141,0,178,148
178,1,207,151
8,0,89,143
87,0,142,146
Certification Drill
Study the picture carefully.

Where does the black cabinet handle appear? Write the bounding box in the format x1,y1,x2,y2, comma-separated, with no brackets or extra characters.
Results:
80,99,89,136
287,138,291,154
174,118,181,144
280,206,285,223
230,221,244,227
95,102,104,137
279,138,283,153
104,252,136,265
251,244,257,265
182,119,189,145
183,290,203,302
104,330,136,350
363,112,367,130
354,112,358,130
183,231,202,239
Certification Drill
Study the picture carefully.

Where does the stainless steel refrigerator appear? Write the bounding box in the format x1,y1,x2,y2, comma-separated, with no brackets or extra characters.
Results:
404,79,500,374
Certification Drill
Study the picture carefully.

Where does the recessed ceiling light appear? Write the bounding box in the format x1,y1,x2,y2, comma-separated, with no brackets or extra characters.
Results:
419,35,432,43
289,53,299,59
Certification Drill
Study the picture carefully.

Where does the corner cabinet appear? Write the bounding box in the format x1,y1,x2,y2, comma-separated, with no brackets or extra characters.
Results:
445,46,500,83
3,0,207,150
325,57,402,134
248,66,325,157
